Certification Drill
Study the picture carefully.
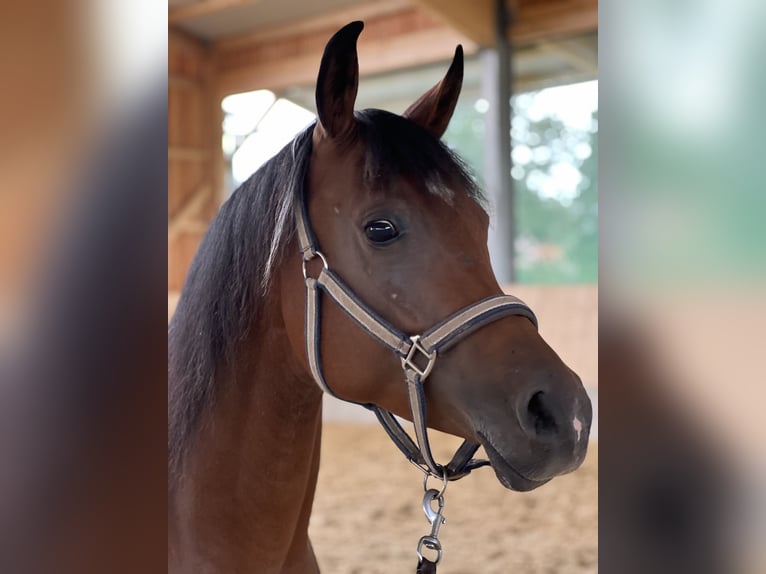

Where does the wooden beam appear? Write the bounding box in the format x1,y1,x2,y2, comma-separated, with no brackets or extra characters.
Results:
168,180,210,229
216,0,412,50
169,27,207,57
169,146,208,161
169,75,201,90
213,7,476,97
512,0,598,44
410,0,597,47
216,29,475,96
168,24,220,292
211,0,596,98
169,28,209,80
169,0,260,25
410,0,495,47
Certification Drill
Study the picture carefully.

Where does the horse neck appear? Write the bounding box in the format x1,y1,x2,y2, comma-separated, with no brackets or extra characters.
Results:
170,290,324,573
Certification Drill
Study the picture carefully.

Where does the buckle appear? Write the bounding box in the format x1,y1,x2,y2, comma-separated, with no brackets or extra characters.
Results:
401,335,437,380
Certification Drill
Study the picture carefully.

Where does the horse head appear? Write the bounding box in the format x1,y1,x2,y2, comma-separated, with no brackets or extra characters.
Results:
280,21,592,491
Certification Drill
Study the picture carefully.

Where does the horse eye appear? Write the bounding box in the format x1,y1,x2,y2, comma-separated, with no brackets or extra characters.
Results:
364,220,399,244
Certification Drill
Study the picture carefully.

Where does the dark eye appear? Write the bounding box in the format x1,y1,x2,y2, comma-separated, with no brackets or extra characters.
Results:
364,219,399,244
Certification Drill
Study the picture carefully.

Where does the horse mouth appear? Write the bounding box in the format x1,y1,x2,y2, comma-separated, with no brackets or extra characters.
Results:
478,432,550,492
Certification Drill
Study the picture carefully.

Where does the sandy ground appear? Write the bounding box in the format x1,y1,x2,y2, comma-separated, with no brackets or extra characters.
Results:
310,423,597,574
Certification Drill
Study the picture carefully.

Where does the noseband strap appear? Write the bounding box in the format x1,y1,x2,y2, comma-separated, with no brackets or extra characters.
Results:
296,199,538,479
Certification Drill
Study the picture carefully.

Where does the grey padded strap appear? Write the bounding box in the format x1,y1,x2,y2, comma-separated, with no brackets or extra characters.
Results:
305,277,336,397
420,295,537,353
372,407,423,463
445,441,489,478
372,407,489,479
296,196,316,260
317,269,410,356
405,370,441,475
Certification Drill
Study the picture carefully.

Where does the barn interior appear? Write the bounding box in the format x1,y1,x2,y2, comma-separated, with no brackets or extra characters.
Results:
168,3,598,570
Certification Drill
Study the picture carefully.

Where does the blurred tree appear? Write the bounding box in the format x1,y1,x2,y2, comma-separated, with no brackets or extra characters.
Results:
444,87,598,284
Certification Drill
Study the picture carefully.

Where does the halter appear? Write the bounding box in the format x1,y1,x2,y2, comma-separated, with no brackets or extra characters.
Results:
295,196,538,568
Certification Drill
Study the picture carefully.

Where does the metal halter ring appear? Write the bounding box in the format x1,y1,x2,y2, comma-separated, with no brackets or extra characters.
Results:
417,535,443,564
401,335,437,379
301,250,329,280
408,457,440,478
423,469,449,499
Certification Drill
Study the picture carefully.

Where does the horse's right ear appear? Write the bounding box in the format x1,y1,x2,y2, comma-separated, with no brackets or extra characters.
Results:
403,45,463,138
314,21,363,142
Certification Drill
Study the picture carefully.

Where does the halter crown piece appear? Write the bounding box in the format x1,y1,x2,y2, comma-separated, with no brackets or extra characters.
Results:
295,194,538,569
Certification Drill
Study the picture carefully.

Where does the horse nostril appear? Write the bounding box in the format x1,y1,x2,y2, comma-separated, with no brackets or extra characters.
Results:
526,391,558,437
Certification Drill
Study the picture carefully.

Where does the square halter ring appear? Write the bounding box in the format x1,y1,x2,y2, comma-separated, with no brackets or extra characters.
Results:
401,335,437,380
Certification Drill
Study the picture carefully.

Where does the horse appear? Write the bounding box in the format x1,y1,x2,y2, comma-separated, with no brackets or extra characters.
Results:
168,21,592,573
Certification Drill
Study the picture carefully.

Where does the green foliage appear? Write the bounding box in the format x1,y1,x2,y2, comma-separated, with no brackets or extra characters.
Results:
444,86,598,284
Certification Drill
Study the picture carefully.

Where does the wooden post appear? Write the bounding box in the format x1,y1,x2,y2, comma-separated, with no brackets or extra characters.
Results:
483,0,514,283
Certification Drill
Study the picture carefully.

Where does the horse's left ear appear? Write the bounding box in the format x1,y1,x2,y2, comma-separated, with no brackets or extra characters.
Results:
314,21,363,142
403,45,463,138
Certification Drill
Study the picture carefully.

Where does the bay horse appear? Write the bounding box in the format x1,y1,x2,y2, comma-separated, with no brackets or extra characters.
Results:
169,21,592,573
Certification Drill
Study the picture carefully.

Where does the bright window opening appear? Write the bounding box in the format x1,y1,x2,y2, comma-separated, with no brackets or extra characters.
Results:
221,90,315,190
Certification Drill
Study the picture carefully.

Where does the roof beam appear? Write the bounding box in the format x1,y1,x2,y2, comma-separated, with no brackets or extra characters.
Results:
410,0,495,47
169,0,260,25
409,0,597,47
215,0,412,50
512,0,598,44
213,7,477,97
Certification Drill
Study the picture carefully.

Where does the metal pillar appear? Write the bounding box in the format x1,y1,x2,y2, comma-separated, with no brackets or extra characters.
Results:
483,0,514,283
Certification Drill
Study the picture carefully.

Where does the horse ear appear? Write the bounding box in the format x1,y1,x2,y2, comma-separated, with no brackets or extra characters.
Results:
314,21,363,141
403,45,464,138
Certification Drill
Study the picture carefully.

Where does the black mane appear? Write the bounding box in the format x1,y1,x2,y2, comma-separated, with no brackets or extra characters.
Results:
168,110,480,482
